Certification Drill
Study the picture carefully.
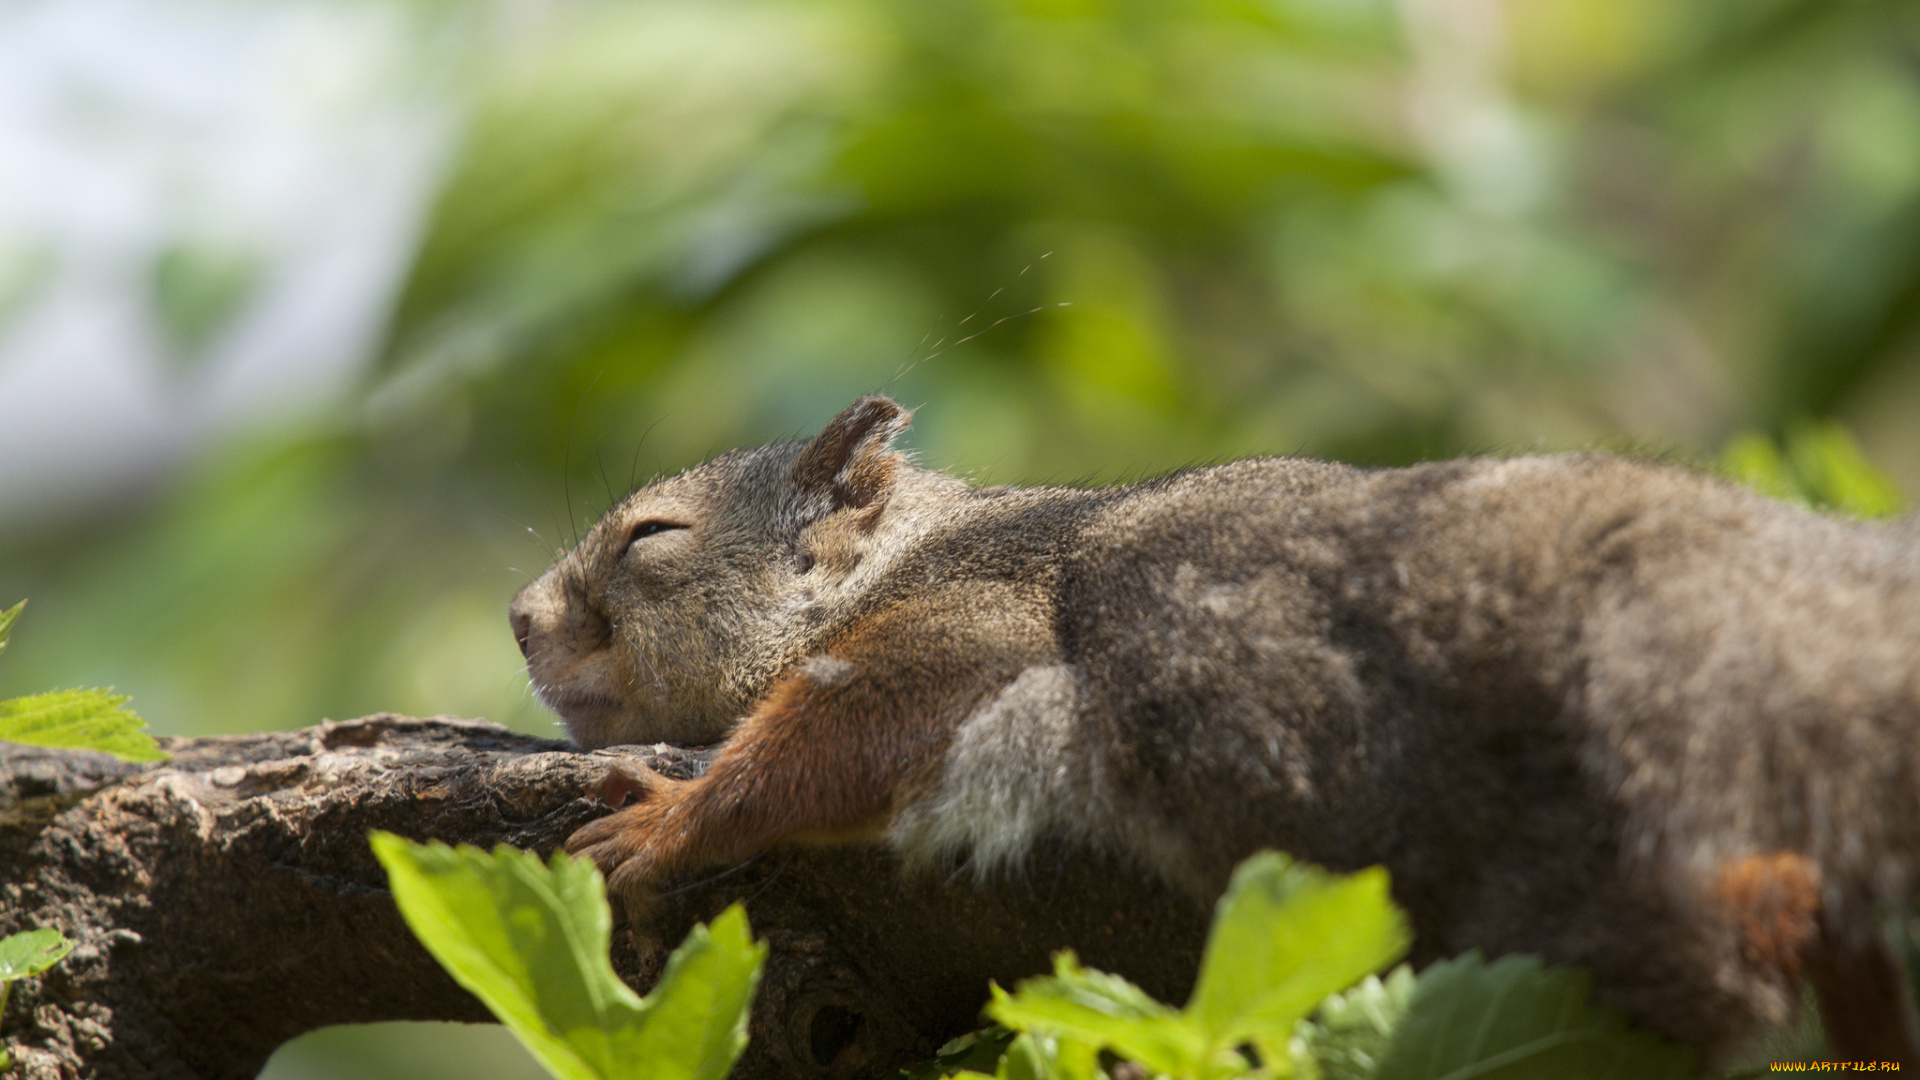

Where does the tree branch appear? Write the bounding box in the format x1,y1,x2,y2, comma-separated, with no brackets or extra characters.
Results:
0,715,1209,1080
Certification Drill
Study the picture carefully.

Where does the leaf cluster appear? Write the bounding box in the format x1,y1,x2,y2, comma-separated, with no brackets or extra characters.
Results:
979,854,1405,1080
372,843,1704,1080
951,854,1696,1080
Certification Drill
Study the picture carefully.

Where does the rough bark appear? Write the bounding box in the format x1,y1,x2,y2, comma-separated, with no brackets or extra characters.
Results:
0,715,1209,1080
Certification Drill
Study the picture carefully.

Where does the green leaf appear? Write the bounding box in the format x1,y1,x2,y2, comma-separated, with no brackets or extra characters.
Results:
900,1026,1016,1080
905,1030,1087,1080
0,928,73,982
1297,964,1417,1080
0,599,22,657
623,903,766,1080
992,1031,1102,1080
371,833,765,1080
997,1032,1059,1080
988,853,1413,1080
0,688,169,762
987,952,1205,1077
0,927,74,1047
1720,434,1804,505
1787,421,1907,520
1371,953,1694,1080
1720,424,1907,520
1187,853,1409,1061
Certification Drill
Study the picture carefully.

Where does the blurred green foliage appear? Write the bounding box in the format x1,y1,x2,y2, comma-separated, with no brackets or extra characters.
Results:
151,244,261,372
1721,422,1908,518
0,238,52,334
4,0,1920,744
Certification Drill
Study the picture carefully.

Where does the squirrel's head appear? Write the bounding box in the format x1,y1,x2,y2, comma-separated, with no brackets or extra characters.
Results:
510,394,921,747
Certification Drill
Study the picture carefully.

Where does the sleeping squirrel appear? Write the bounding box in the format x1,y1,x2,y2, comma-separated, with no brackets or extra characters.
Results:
509,394,1920,1064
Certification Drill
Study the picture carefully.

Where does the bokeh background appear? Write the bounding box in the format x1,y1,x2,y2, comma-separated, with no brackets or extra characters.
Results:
2,0,1917,1074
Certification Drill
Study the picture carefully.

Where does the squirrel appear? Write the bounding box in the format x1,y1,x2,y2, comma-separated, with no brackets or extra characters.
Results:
510,394,1920,1065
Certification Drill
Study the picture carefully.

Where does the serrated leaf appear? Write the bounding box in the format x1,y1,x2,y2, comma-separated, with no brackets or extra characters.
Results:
371,833,765,1080
1298,964,1417,1080
0,688,169,762
1188,853,1409,1061
1372,953,1694,1080
987,952,1205,1077
0,928,73,981
623,904,765,1080
0,599,22,657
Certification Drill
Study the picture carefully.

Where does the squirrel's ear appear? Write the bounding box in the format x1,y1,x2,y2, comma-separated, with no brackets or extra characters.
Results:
791,395,912,511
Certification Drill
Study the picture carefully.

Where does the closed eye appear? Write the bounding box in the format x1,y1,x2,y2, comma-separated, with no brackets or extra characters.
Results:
624,519,687,554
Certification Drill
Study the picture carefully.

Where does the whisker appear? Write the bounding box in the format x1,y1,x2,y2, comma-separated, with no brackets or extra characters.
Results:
654,851,771,900
562,370,607,548
890,254,1059,387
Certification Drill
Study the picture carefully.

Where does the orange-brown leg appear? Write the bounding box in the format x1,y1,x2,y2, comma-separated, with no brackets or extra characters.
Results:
566,654,966,900
1717,852,1920,1065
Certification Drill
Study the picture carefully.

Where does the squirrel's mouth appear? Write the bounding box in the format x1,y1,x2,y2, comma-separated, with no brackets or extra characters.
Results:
533,685,627,728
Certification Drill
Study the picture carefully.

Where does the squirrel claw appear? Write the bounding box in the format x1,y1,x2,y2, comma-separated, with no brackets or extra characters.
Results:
568,769,689,903
567,807,663,894
564,808,633,857
593,762,656,808
566,813,665,920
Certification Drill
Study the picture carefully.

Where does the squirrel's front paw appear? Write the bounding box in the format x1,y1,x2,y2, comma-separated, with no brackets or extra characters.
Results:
566,764,689,901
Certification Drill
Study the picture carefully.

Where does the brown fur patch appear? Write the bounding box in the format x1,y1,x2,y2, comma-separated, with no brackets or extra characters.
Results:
1716,852,1822,977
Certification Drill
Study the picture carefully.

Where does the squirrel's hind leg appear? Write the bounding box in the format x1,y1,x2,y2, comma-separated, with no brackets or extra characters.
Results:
1715,852,1920,1065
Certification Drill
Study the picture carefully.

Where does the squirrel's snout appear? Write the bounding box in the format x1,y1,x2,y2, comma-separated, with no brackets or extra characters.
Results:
511,571,615,664
510,609,533,657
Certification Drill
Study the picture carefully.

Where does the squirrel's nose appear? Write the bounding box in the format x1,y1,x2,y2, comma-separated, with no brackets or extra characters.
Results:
510,609,533,658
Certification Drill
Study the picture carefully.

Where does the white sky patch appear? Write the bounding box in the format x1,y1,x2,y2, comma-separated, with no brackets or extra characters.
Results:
0,0,454,529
